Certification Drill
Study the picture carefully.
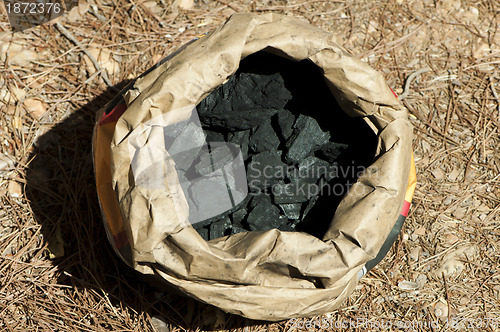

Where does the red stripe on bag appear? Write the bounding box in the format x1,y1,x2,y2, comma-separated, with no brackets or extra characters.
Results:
113,231,129,249
401,200,411,217
99,103,127,125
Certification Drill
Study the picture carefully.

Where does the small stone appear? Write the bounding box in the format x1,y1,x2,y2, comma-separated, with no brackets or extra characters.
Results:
409,247,420,261
443,196,454,206
431,168,445,180
414,226,426,236
0,154,15,172
433,301,449,319
279,203,302,220
398,280,418,291
177,0,194,10
8,180,22,198
448,168,460,181
23,98,47,119
285,115,330,164
151,316,170,332
452,207,466,220
415,273,427,288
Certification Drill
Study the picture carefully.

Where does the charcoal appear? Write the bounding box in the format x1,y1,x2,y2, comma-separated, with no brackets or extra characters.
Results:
301,196,318,221
272,181,310,204
247,195,287,231
231,208,247,226
197,72,291,130
226,130,250,160
197,226,209,241
204,130,226,143
285,115,330,164
247,151,287,193
278,224,296,232
194,144,236,176
248,121,280,153
231,225,247,235
286,156,333,183
274,109,295,141
165,118,190,138
279,203,302,220
209,217,232,240
317,141,348,163
186,175,237,224
249,193,265,209
192,51,377,239
166,121,207,171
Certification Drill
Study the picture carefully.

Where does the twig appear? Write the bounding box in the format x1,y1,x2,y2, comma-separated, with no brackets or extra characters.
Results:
489,75,500,125
403,100,460,146
215,0,242,11
442,272,451,325
398,67,431,100
55,22,118,92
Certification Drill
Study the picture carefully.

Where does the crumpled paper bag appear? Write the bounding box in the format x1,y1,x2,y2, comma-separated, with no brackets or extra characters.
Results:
93,12,414,321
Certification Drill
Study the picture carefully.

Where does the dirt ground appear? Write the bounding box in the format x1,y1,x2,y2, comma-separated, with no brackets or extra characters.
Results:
1,0,499,331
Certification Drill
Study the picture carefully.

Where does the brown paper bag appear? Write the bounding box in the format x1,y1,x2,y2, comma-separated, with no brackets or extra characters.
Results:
93,13,415,321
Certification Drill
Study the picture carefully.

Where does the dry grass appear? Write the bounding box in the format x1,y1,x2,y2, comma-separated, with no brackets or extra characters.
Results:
1,0,499,331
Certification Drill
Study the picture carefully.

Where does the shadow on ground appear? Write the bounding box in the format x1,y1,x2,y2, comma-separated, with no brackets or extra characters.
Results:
25,82,266,331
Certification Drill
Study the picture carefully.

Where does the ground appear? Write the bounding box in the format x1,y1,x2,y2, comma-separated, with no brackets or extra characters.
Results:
0,0,499,331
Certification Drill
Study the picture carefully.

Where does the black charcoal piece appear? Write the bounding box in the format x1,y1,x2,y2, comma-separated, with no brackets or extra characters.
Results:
247,195,287,231
248,121,280,153
272,181,310,204
204,130,226,143
287,156,333,183
194,144,236,176
301,196,318,221
196,226,209,241
209,217,232,240
279,203,302,220
247,151,287,193
278,224,296,232
231,208,247,226
317,141,348,163
285,115,330,164
231,225,247,235
166,121,207,171
249,193,265,209
196,72,291,131
274,109,295,141
193,51,377,239
186,175,235,224
226,130,250,160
